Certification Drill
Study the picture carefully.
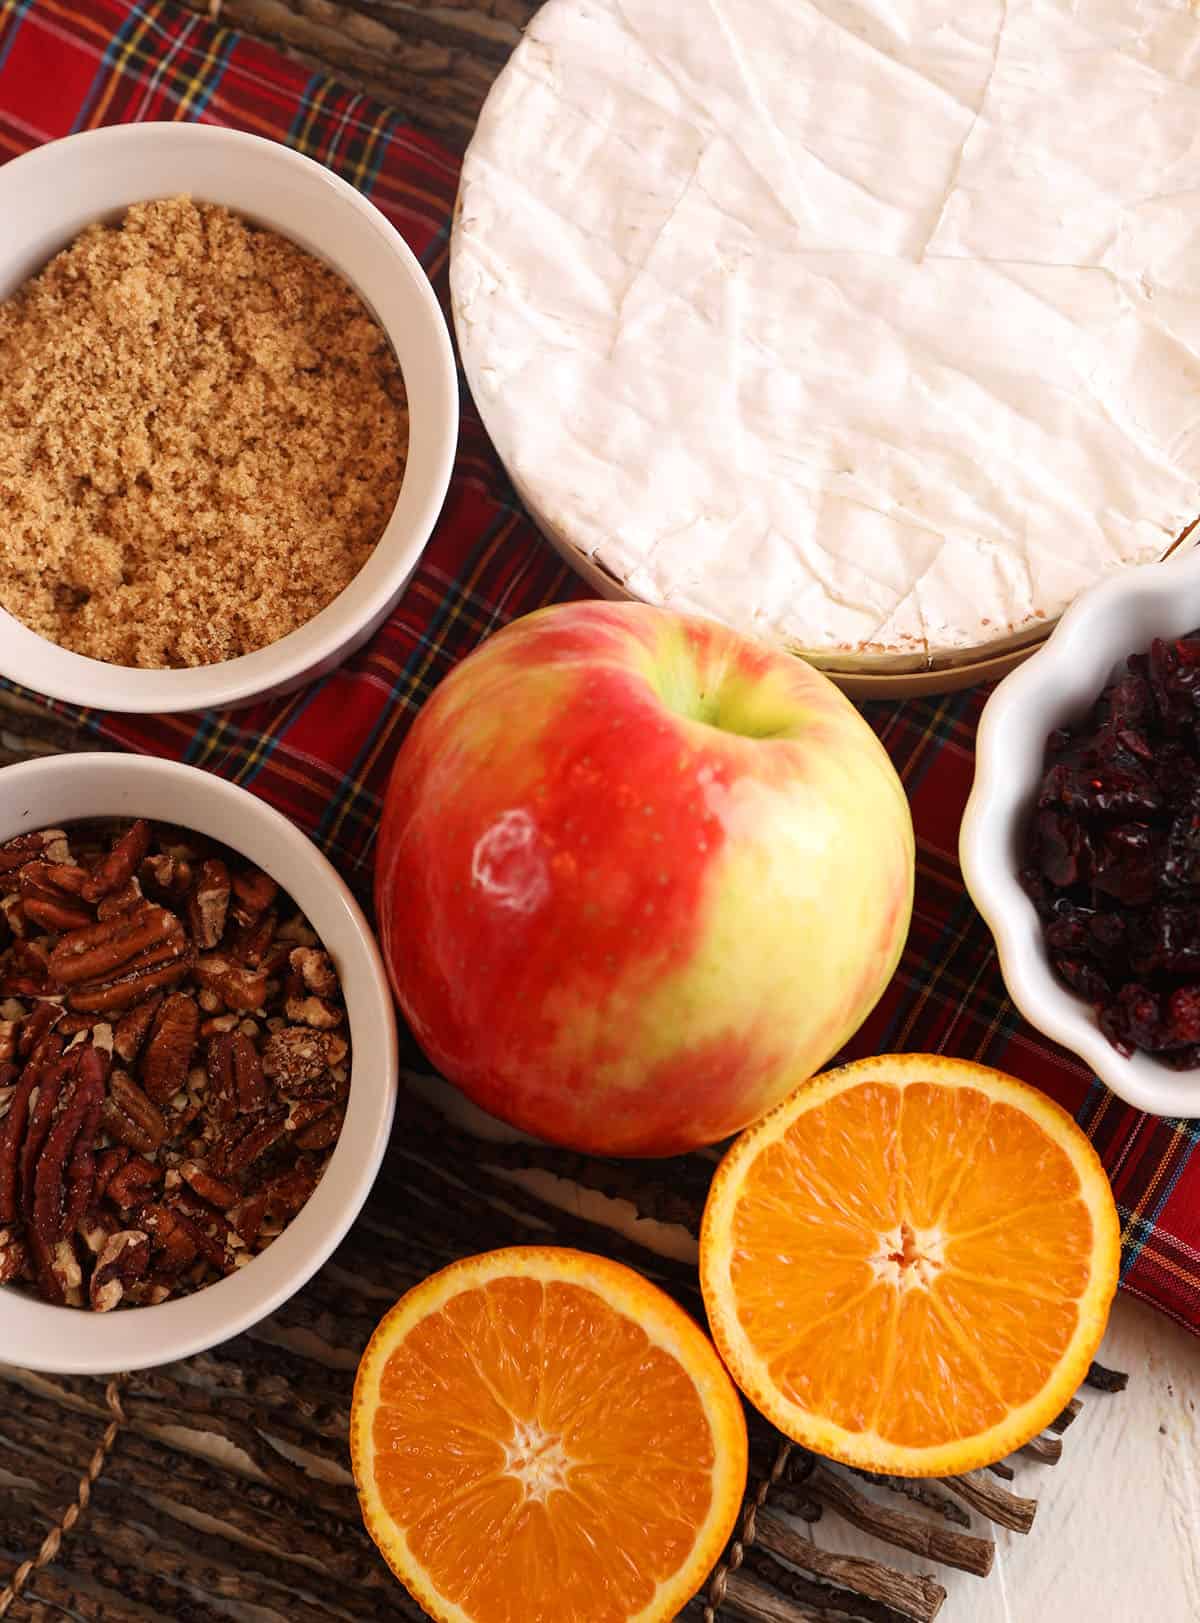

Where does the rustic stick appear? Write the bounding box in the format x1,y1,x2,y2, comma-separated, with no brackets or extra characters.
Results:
0,1401,389,1602
743,1548,927,1623
754,1509,945,1623
176,0,526,151
721,1567,865,1623
846,1473,971,1529
1085,1362,1129,1394
943,1471,1037,1534
986,1459,1016,1481
1047,1397,1083,1434
1017,1433,1063,1466
0,1377,127,1620
796,1465,994,1578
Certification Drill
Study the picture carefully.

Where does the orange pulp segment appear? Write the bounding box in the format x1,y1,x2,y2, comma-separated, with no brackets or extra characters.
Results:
700,1054,1120,1476
350,1246,748,1623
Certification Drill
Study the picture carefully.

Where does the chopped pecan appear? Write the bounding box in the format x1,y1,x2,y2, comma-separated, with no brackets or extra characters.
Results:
231,1032,267,1114
0,1020,16,1063
0,1226,29,1284
103,1069,168,1153
289,948,339,999
199,1013,238,1038
49,906,182,987
82,819,152,902
56,1012,101,1038
68,953,193,1014
179,1160,239,1210
141,853,194,901
261,1027,330,1093
104,1153,161,1210
262,1158,321,1217
285,993,343,1030
96,880,145,920
232,909,278,969
141,994,200,1105
284,1098,332,1135
92,1144,131,1205
0,893,26,940
187,859,230,950
228,1190,268,1246
206,1032,236,1123
193,957,268,1013
230,868,278,925
139,1201,201,1273
89,1230,150,1312
113,996,161,1064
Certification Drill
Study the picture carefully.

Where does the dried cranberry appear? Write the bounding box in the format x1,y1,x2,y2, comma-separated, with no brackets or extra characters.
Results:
1163,805,1200,890
1092,824,1160,906
1033,810,1093,888
1052,957,1111,1005
1037,762,1162,820
1128,906,1200,977
1166,986,1200,1046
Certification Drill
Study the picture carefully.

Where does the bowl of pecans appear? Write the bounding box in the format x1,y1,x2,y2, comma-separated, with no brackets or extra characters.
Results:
0,121,458,711
0,753,398,1372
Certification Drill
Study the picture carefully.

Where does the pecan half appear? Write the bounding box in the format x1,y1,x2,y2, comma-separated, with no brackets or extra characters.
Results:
113,997,161,1064
49,907,182,987
214,1109,288,1177
68,954,193,1015
206,1032,236,1123
187,860,230,950
294,1106,344,1152
141,994,200,1105
96,880,145,920
0,1036,63,1225
141,854,194,901
92,1145,131,1205
18,1003,62,1059
104,1153,162,1210
103,1069,168,1153
0,833,48,875
82,820,152,903
18,1048,74,1225
139,1202,201,1273
31,1053,105,1298
89,1230,150,1312
179,1160,239,1211
39,863,91,897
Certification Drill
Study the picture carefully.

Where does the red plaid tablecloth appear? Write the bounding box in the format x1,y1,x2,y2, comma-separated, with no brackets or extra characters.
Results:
3,0,1198,1337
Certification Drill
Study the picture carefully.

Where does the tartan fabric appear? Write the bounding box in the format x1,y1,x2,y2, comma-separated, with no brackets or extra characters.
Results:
2,0,1198,1338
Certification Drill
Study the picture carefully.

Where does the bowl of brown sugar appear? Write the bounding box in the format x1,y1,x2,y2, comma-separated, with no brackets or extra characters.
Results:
0,122,458,713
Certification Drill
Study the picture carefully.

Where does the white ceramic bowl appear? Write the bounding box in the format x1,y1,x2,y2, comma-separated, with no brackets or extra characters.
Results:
0,753,398,1373
962,547,1200,1118
0,122,458,713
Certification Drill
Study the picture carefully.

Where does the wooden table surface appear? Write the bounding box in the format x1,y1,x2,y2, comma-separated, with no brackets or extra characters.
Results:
2,6,1198,1621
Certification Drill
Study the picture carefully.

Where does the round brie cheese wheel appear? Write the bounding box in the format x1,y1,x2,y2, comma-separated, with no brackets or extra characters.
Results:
451,0,1200,672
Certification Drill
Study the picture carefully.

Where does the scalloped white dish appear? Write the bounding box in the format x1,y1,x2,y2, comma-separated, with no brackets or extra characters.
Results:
961,546,1200,1119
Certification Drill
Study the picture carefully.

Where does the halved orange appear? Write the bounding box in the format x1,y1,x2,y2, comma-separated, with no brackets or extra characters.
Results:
700,1054,1120,1477
350,1246,748,1623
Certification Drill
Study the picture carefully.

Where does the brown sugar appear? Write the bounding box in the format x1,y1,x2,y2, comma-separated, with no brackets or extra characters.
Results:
0,196,408,668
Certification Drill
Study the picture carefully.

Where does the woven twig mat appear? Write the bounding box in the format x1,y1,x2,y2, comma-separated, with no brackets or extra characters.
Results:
0,712,1126,1622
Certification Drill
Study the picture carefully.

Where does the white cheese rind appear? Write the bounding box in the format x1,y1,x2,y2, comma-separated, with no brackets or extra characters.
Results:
451,0,1200,664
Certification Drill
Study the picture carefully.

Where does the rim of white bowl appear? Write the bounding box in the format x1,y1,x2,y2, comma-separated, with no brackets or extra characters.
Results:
0,123,458,714
961,547,1200,1119
0,754,398,1372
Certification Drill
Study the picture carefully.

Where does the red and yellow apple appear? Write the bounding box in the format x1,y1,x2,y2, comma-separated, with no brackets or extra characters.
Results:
375,601,913,1156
